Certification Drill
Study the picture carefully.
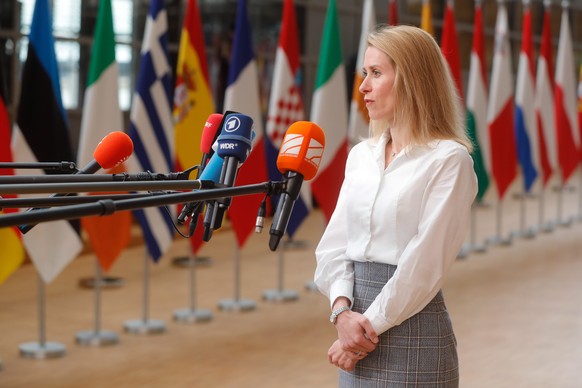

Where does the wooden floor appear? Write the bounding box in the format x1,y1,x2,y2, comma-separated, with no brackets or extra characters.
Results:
1,183,582,388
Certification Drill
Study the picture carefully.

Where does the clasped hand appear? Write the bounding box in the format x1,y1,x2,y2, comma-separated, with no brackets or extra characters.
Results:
328,310,378,371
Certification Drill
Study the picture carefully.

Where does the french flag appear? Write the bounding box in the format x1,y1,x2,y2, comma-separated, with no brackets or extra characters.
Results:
223,0,269,248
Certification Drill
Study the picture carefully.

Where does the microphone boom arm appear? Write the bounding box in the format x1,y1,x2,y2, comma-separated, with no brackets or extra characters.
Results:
0,181,284,229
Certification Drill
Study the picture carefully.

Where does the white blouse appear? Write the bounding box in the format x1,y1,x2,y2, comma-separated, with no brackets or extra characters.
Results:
314,133,477,335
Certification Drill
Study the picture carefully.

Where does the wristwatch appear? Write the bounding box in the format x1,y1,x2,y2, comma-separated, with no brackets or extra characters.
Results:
329,305,351,324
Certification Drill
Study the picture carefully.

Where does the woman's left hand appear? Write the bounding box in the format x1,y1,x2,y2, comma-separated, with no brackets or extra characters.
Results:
328,339,367,371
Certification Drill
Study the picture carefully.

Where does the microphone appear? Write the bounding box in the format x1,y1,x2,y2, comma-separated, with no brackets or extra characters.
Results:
176,113,224,225
202,113,254,241
79,131,134,174
268,121,325,251
19,131,134,234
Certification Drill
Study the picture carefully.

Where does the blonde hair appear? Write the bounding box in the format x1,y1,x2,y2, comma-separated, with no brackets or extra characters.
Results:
366,24,472,152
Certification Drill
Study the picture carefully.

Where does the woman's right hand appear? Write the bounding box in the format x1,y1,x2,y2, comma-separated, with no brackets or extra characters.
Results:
334,309,379,355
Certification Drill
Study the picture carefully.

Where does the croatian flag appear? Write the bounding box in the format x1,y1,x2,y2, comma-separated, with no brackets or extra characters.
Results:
265,0,308,238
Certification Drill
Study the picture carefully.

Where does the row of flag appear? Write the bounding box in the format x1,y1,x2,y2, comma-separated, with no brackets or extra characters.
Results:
429,0,581,207
1,0,580,287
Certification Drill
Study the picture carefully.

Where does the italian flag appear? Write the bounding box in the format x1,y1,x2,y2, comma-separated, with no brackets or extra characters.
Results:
77,0,131,271
310,0,349,223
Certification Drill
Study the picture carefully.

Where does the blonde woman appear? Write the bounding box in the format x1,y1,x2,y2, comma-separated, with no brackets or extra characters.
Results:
315,25,477,387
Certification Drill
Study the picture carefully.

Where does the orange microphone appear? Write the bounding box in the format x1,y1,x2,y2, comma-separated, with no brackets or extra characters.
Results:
269,121,325,251
89,131,134,172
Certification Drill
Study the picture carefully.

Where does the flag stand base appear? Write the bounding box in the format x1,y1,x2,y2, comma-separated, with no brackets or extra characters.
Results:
304,281,318,292
537,222,555,233
75,330,119,346
19,342,66,359
262,289,299,302
173,308,213,323
123,319,166,334
217,299,256,312
172,256,213,268
78,276,125,289
487,234,512,246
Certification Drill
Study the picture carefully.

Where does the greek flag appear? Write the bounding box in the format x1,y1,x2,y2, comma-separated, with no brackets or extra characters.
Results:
127,0,174,261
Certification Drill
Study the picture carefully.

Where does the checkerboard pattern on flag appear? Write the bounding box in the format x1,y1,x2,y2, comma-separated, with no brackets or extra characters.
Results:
466,1,490,203
127,0,175,262
310,0,349,223
554,4,580,184
348,0,375,146
0,49,25,285
77,0,131,271
173,0,215,253
514,2,538,193
11,0,83,283
265,0,308,238
223,0,269,248
534,4,555,187
487,2,517,200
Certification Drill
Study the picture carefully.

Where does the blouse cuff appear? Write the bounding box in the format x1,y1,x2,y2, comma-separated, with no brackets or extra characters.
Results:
329,280,354,309
363,309,392,336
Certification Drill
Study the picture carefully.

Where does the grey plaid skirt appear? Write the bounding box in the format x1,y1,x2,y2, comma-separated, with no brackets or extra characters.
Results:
338,261,459,387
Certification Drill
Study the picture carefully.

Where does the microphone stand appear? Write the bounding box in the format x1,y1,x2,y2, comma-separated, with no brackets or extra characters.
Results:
0,182,282,228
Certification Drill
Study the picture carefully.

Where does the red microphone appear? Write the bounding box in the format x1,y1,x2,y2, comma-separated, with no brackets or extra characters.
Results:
83,131,134,173
269,121,325,251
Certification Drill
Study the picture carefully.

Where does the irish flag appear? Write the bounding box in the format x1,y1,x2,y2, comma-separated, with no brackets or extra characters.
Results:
348,0,375,145
77,0,131,272
310,0,349,223
466,1,490,203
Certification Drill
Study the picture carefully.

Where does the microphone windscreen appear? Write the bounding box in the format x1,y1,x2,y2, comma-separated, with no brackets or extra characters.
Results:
93,131,134,169
216,113,253,162
199,152,223,182
200,113,224,154
276,121,325,181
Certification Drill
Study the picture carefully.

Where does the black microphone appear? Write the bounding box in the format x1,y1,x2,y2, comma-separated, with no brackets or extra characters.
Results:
269,121,325,251
202,113,254,241
176,113,224,225
18,131,134,234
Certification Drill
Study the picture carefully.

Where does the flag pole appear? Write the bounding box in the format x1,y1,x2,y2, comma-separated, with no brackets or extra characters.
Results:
75,257,119,346
488,198,512,246
538,184,555,232
124,252,165,334
173,251,213,323
459,203,487,258
263,246,299,302
514,192,536,239
218,243,256,312
19,273,66,358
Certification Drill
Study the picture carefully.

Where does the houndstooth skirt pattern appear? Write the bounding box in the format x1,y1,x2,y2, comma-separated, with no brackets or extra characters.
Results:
338,261,459,387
